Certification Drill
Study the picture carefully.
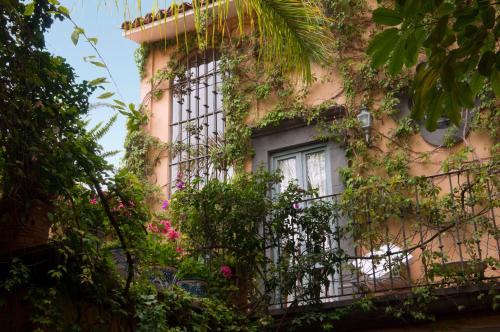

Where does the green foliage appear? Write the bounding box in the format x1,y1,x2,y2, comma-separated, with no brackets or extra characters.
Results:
12,0,491,330
212,53,253,170
393,116,419,139
159,287,257,332
124,129,166,180
0,258,29,292
135,294,168,332
176,257,210,280
169,170,280,281
368,0,499,131
0,0,104,221
135,44,150,79
322,0,368,53
213,0,333,82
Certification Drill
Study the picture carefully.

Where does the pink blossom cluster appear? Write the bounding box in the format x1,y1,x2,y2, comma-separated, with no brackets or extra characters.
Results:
220,265,232,279
147,219,180,241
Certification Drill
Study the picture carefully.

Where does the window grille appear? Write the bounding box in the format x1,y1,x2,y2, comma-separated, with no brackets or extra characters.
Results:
169,49,227,190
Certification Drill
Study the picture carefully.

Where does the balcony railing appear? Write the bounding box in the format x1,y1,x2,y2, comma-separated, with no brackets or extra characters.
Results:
265,167,500,310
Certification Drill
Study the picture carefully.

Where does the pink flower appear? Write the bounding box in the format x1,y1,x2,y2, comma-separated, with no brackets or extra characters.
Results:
128,200,135,207
175,247,184,254
159,220,171,233
147,223,159,233
161,199,169,209
118,201,125,209
89,196,98,205
166,228,180,241
220,265,232,279
292,202,300,209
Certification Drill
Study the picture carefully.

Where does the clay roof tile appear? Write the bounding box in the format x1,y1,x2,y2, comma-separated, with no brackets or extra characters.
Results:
122,2,197,30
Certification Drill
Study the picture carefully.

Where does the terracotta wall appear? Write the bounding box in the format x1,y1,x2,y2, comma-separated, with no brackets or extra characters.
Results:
141,45,176,195
140,18,493,196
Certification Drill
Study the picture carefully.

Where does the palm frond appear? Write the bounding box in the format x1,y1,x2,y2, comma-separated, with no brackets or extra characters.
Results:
232,0,332,82
91,114,118,140
101,149,122,159
168,0,333,83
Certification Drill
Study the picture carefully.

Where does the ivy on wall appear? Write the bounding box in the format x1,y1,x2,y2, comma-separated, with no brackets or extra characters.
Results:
123,0,499,330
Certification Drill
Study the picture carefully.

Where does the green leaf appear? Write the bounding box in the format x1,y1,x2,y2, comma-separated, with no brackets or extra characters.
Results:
443,92,461,127
118,110,132,117
388,38,405,75
89,77,108,86
440,60,455,91
495,19,500,38
403,0,421,17
404,31,419,68
435,3,454,17
424,16,448,47
470,72,485,95
480,31,495,54
368,28,400,68
113,99,126,107
491,69,500,97
478,51,495,76
455,82,475,109
367,28,398,55
453,7,479,31
71,27,84,46
373,7,403,26
57,5,69,17
90,61,106,68
24,2,35,16
88,37,98,44
97,92,115,99
419,68,439,101
425,92,444,132
480,6,495,29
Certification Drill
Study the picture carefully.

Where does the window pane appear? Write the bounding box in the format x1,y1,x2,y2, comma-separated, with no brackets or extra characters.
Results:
305,151,326,196
170,51,225,189
277,157,297,192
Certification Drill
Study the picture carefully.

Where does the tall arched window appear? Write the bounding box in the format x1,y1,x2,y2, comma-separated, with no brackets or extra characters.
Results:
169,49,226,190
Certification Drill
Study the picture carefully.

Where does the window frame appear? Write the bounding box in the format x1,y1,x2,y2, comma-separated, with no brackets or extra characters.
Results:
168,49,226,190
271,143,332,197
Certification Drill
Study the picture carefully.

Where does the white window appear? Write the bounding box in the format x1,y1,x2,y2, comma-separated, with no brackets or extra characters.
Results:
270,145,338,305
272,145,330,197
169,50,227,190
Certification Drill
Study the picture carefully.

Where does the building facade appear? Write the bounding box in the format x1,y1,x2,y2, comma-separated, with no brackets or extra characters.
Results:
123,1,499,330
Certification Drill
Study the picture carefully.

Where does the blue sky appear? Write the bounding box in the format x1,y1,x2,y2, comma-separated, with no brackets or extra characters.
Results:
45,0,170,166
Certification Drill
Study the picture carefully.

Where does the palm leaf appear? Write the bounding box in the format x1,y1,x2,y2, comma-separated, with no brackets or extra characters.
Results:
129,0,332,83
90,114,118,140
231,0,332,82
101,149,122,159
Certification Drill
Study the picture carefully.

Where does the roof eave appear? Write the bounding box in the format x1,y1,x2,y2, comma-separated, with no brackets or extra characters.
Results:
122,0,237,44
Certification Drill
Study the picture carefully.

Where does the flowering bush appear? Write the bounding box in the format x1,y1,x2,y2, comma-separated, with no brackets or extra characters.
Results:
220,265,233,279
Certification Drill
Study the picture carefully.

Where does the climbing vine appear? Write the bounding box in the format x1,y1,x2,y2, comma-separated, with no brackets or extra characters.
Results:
120,0,500,330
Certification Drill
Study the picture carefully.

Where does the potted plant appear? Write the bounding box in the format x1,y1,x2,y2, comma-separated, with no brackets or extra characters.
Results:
148,240,181,291
175,257,210,296
106,241,136,280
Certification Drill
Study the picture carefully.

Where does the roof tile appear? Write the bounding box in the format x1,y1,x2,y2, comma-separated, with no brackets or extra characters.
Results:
121,2,200,30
